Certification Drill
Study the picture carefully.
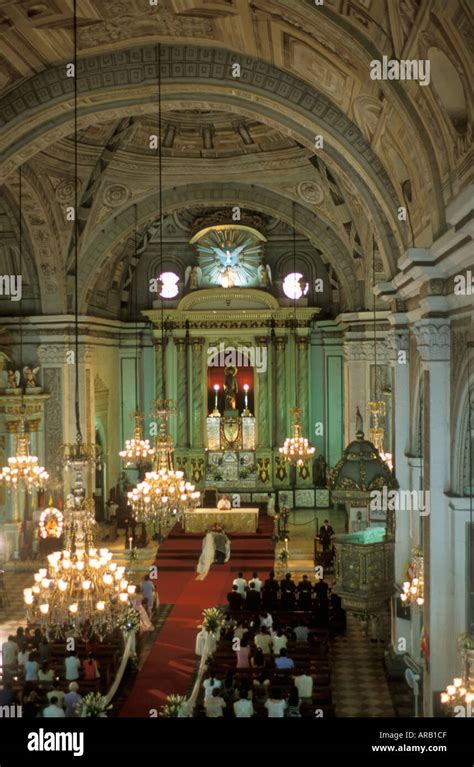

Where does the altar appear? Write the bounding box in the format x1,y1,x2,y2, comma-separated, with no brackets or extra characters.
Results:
183,507,259,533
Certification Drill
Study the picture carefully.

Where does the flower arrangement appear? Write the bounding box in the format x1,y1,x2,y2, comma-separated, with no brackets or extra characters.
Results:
119,607,141,634
279,548,289,564
159,694,188,717
78,692,112,717
200,606,225,634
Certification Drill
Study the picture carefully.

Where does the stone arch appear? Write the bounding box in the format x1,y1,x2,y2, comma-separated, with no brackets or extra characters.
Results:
0,44,421,282
83,183,362,313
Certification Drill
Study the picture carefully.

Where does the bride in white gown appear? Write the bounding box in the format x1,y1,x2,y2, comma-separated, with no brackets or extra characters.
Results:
196,531,215,580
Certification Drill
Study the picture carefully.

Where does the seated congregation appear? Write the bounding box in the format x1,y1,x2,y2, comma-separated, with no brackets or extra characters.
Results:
197,570,346,717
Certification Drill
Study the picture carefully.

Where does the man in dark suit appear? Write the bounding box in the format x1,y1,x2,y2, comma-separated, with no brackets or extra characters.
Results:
262,570,279,610
280,572,296,610
319,520,335,551
227,585,243,611
246,582,261,611
296,574,313,610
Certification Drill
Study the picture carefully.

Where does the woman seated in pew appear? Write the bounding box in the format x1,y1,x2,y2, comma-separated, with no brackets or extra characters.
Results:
38,661,55,686
264,687,287,718
82,652,100,681
235,637,251,669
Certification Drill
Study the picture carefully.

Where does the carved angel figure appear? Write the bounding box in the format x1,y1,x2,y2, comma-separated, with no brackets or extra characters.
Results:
184,265,202,290
257,261,272,288
23,366,40,388
6,369,20,389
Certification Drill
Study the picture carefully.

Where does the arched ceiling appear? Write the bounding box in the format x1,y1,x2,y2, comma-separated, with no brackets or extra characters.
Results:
0,1,471,317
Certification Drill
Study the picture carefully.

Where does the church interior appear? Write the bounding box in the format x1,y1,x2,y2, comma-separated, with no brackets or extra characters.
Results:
0,0,473,742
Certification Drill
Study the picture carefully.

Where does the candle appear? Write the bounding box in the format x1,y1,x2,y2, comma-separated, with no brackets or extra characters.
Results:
129,536,133,551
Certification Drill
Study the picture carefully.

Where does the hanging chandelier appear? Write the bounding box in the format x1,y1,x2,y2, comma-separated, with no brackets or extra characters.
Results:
128,402,200,522
24,470,132,639
119,411,155,466
279,407,315,467
24,549,134,640
400,551,424,607
0,418,49,492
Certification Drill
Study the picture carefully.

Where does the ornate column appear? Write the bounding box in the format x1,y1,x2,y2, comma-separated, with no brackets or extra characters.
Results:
37,344,65,487
386,324,412,650
413,320,451,714
297,334,310,437
154,338,165,401
191,338,204,448
256,336,270,448
274,336,287,446
175,338,188,448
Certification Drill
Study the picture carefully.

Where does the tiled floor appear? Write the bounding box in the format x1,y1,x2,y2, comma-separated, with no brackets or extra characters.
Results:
284,508,396,717
331,615,395,717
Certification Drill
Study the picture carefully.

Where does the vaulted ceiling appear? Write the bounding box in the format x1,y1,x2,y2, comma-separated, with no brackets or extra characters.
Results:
0,0,471,317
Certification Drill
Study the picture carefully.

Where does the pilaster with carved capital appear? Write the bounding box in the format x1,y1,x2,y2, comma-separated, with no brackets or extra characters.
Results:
274,336,287,446
255,336,270,448
191,338,204,448
175,338,188,448
412,321,450,365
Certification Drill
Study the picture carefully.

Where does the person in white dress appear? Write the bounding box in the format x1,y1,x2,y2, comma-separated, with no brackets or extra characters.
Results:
196,531,216,580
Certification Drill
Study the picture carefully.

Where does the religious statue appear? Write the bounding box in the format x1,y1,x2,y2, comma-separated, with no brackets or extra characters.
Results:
314,454,328,487
23,366,40,388
257,261,272,288
223,365,238,411
184,264,202,290
6,369,20,389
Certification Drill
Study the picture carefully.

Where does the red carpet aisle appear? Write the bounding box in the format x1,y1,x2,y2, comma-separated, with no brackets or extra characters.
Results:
119,516,274,716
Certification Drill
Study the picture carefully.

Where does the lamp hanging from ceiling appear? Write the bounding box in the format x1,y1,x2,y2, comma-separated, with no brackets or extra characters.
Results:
23,0,132,640
128,401,200,523
127,44,200,524
278,201,314,468
0,168,49,493
119,204,155,467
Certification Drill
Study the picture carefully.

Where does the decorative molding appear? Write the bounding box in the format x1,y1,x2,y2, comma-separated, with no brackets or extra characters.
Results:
386,329,410,362
343,340,389,362
412,322,451,362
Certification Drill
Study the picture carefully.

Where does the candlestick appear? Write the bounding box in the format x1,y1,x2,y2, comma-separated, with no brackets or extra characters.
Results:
211,384,220,417
242,383,251,416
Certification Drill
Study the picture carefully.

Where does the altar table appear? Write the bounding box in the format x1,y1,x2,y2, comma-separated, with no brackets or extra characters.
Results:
183,508,258,533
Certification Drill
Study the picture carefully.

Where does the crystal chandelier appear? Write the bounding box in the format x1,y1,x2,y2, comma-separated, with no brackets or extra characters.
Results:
128,403,200,522
400,552,424,606
119,411,155,466
0,418,49,492
24,549,135,640
440,677,474,711
441,637,474,713
24,469,133,639
279,407,315,467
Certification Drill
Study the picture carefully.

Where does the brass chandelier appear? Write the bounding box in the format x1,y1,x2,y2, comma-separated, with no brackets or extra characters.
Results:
119,205,155,467
278,202,315,468
0,417,49,492
127,45,200,524
23,4,132,641
279,407,315,467
24,549,134,640
0,170,49,494
128,403,200,522
119,411,155,466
